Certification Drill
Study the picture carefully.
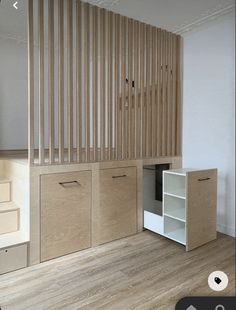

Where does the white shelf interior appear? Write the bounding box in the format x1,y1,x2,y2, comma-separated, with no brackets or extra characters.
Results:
164,194,186,222
163,172,186,198
164,216,186,245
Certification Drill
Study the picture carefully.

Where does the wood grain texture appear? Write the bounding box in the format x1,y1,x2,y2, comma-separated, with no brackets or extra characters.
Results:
93,166,137,245
0,232,234,309
186,169,217,251
41,171,92,262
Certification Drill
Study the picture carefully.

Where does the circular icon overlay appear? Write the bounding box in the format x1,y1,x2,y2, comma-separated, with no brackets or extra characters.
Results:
208,271,229,291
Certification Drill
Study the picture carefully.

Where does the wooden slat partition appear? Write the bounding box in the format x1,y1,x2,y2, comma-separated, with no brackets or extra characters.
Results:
28,0,182,165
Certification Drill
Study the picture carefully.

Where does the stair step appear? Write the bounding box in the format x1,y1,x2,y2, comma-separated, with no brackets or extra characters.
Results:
0,202,19,213
0,179,11,203
0,178,10,184
0,202,19,235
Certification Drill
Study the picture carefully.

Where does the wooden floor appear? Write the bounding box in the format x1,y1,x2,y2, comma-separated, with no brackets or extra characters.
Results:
0,231,235,310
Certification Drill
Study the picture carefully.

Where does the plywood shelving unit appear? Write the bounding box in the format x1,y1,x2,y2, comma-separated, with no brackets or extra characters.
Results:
144,168,217,251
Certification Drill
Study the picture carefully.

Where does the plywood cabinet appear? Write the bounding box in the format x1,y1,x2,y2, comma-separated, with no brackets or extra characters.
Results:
41,171,92,262
93,166,137,246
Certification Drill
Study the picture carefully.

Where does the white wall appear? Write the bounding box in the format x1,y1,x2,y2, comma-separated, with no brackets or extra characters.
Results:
182,12,235,237
0,37,28,149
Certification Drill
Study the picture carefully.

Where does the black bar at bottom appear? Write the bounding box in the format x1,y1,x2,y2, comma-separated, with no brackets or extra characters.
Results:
176,297,236,310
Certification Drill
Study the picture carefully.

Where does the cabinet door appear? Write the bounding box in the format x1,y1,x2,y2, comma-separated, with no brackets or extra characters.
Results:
93,167,137,245
0,244,27,275
186,169,217,251
41,171,91,262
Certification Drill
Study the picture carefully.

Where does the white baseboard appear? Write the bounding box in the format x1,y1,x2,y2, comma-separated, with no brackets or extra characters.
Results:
217,224,236,237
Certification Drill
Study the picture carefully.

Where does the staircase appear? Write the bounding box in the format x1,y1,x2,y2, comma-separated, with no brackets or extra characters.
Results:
0,178,20,235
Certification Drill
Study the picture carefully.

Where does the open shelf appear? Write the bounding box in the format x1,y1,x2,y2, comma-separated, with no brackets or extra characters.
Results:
165,228,186,245
163,172,186,198
164,194,186,222
164,216,186,245
163,191,186,200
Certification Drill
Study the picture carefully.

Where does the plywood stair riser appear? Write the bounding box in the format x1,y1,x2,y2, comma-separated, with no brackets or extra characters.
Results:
0,180,11,203
0,202,20,235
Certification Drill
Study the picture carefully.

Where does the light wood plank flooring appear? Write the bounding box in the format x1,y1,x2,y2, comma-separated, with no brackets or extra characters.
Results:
0,231,235,310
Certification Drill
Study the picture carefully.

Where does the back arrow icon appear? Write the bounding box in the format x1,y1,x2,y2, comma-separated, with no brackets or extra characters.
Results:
13,1,18,9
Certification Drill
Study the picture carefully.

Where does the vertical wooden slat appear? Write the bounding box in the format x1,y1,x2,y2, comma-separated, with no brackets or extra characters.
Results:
67,0,73,162
84,3,90,162
161,30,167,156
171,35,177,156
166,32,172,156
145,25,151,158
128,19,133,159
176,35,182,156
140,23,145,158
58,0,64,163
114,14,120,160
28,0,34,165
121,16,126,160
76,0,82,162
48,0,54,164
134,21,139,159
118,15,122,160
93,6,98,162
156,29,161,156
107,12,113,160
38,0,44,165
151,27,156,158
105,10,109,160
100,9,105,161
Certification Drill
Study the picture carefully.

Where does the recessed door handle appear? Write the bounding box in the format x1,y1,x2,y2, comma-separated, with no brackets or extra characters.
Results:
59,181,81,187
198,177,211,182
112,175,127,179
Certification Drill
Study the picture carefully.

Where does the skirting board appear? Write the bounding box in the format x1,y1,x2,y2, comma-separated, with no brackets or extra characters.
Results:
217,224,235,238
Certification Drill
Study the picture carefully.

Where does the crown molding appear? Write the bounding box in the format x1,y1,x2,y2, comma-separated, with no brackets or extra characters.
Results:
172,3,235,35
